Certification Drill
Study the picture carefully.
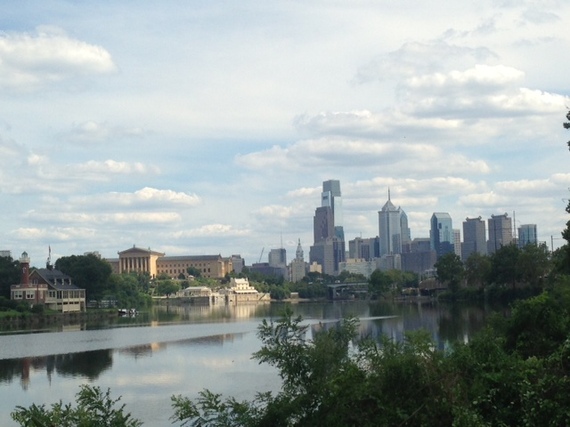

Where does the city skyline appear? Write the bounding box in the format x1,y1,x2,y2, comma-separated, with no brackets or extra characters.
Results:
0,2,569,266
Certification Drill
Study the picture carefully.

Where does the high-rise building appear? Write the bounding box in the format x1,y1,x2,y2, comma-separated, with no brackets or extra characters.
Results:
378,190,410,256
313,206,334,243
268,248,287,267
348,237,379,261
487,213,513,254
310,180,346,275
430,212,454,258
518,224,538,247
462,217,487,260
453,229,461,258
321,179,344,241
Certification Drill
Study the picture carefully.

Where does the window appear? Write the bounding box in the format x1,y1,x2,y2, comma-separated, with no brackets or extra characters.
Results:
26,291,35,299
13,291,23,299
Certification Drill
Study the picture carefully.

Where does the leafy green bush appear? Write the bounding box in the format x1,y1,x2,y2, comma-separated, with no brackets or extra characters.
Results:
11,385,142,427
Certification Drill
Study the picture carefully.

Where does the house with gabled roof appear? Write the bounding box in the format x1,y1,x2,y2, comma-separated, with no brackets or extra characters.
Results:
10,251,86,313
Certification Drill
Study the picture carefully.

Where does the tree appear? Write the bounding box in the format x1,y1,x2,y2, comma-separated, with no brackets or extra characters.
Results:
368,269,392,297
11,384,142,427
517,243,550,288
464,252,491,289
435,253,464,296
0,255,21,299
490,244,521,288
187,266,202,278
55,254,113,301
559,109,570,272
155,280,180,297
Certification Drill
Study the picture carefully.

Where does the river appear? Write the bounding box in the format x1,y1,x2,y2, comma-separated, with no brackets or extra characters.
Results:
0,300,496,426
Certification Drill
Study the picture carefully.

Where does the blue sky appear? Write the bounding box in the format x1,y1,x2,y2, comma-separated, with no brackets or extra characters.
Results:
1,0,569,266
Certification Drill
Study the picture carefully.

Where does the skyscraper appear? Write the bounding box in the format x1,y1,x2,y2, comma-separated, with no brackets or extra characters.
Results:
378,190,410,256
310,180,345,275
430,212,454,258
518,224,538,247
462,216,487,260
321,179,344,241
487,213,513,254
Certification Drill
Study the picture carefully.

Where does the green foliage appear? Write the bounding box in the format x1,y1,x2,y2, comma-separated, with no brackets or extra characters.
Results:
290,281,326,299
490,244,521,288
0,255,21,299
186,266,202,277
368,269,392,296
464,253,491,289
11,384,142,427
155,279,180,297
171,287,570,427
55,254,113,301
106,273,151,308
517,243,550,288
435,253,464,296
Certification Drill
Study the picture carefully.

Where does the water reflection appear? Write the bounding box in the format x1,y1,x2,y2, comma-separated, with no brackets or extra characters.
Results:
0,349,113,389
0,300,503,427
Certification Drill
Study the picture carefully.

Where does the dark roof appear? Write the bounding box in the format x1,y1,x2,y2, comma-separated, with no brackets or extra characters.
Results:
34,268,83,291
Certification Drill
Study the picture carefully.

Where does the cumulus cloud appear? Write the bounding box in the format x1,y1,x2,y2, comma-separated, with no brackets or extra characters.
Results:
66,160,160,178
355,41,495,84
0,26,116,90
236,137,490,176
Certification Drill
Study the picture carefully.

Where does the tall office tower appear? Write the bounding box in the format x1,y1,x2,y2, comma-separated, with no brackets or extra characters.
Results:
290,239,307,283
268,248,287,267
487,213,513,254
462,216,487,260
518,224,538,247
453,229,462,258
430,212,454,258
378,190,409,256
313,206,334,243
311,180,345,275
321,179,344,241
400,210,411,246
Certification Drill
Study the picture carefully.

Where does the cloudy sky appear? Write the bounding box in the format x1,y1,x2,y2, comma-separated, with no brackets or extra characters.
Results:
1,1,569,267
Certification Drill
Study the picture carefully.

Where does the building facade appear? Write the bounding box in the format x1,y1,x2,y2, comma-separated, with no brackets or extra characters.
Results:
10,252,86,312
487,213,513,254
462,216,487,260
289,239,307,283
378,191,410,256
430,212,454,258
518,224,538,247
107,246,233,279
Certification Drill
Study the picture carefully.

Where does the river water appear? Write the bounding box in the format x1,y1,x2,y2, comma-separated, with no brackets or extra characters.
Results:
0,300,495,426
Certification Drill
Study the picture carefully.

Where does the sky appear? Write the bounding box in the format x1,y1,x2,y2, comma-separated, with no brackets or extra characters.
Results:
1,0,569,267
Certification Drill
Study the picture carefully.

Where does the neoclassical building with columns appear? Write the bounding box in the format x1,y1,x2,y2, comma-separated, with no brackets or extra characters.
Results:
106,246,234,279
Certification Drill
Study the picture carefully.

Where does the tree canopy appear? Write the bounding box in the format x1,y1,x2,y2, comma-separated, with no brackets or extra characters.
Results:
55,254,113,301
0,255,21,299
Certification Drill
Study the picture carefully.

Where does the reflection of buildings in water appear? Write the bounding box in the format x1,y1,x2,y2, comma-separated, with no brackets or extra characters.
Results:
118,343,160,358
232,303,262,319
117,333,245,359
0,350,112,390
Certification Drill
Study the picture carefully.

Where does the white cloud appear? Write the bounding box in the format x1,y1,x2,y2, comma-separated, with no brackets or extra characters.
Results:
65,121,149,143
172,224,251,238
0,26,116,90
